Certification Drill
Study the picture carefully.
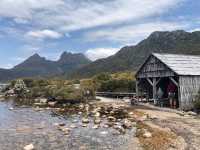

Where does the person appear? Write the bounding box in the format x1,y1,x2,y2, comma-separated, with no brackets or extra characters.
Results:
167,82,177,109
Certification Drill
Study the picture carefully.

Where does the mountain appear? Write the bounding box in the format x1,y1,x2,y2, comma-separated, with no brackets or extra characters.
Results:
57,52,91,71
69,30,200,78
0,52,91,81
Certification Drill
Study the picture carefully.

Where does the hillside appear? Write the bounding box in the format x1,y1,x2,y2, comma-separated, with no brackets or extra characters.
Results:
0,52,91,81
69,30,200,78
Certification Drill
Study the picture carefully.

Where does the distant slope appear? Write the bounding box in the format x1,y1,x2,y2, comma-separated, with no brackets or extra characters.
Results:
0,52,91,81
69,30,200,78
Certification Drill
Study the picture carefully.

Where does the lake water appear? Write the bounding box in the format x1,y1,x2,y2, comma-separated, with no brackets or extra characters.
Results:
0,100,138,150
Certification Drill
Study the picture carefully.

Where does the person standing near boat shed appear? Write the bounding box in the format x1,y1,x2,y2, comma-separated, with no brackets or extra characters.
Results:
167,82,177,109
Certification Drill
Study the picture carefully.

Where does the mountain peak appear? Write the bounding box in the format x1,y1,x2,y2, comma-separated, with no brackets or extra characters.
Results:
27,53,45,62
149,30,188,40
31,53,41,58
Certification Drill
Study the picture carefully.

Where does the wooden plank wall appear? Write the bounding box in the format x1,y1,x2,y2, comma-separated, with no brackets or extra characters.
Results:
179,76,200,110
137,56,175,78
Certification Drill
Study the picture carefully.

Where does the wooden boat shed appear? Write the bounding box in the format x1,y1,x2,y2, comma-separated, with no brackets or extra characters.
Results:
135,53,200,110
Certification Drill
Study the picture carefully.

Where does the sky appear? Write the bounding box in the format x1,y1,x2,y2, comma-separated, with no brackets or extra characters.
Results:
0,0,199,68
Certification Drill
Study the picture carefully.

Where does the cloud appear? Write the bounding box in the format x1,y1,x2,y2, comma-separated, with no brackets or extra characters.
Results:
190,28,200,32
85,48,120,61
0,0,184,32
26,30,63,39
84,21,188,44
0,63,13,69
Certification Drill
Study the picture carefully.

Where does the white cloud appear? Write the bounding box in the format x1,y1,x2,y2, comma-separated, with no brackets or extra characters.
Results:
26,30,63,39
190,28,200,32
84,21,187,44
85,48,120,61
0,0,184,33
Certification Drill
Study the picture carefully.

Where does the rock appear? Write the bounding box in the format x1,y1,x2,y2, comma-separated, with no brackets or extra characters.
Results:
122,119,132,129
39,98,48,103
107,116,116,122
9,107,14,110
103,124,109,128
82,118,89,124
48,101,57,107
62,127,70,133
114,125,125,134
34,102,45,106
139,115,148,121
82,124,87,127
112,130,121,135
34,107,43,111
176,111,185,116
129,112,134,115
79,104,84,109
72,119,78,123
92,125,99,129
70,124,77,128
24,144,34,150
143,131,152,138
94,118,101,124
106,122,114,127
58,123,66,126
187,111,197,116
94,112,100,117
149,115,158,120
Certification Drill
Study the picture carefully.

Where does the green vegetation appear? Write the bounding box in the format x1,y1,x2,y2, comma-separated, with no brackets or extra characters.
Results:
92,72,136,92
5,71,135,102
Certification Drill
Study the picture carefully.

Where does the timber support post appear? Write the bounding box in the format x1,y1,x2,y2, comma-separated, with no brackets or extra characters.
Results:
153,78,157,100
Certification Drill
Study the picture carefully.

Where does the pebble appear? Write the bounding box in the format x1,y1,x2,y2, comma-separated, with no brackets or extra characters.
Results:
9,107,14,110
143,131,152,138
23,144,34,150
82,124,87,127
94,118,101,124
92,125,99,129
82,118,89,124
48,101,57,107
70,124,77,128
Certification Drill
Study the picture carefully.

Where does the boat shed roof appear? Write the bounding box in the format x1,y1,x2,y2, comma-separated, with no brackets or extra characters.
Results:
152,53,200,76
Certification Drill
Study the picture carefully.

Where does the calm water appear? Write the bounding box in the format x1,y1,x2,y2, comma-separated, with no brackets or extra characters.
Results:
0,100,137,150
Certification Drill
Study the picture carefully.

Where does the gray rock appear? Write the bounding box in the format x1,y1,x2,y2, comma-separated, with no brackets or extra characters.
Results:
143,131,152,138
82,118,89,124
23,144,34,150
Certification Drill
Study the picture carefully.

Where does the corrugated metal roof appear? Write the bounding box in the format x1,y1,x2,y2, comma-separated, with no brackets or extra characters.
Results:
153,53,200,76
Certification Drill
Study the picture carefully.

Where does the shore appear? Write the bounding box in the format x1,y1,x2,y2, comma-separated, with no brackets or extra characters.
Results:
0,97,199,150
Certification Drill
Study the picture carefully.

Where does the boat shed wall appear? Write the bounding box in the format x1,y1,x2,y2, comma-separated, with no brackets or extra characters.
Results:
136,55,175,78
179,76,200,110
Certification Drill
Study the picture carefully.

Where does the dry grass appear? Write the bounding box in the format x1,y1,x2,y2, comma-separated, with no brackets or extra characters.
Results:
136,122,176,150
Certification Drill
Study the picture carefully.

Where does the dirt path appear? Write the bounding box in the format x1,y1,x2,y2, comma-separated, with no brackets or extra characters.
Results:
135,104,200,150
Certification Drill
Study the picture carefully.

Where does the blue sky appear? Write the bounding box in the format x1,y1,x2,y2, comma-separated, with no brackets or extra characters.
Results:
0,0,199,68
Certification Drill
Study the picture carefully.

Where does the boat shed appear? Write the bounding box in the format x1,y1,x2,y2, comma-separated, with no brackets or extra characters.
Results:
135,53,200,110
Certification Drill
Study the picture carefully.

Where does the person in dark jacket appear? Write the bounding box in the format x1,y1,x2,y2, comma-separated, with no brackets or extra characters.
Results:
167,82,177,109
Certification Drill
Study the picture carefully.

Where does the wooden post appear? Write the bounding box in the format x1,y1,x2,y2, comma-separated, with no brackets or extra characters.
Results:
153,78,157,100
136,79,139,98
